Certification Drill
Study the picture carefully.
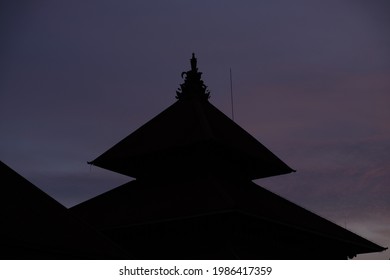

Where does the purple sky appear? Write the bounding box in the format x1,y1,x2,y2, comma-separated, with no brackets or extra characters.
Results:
1,0,389,259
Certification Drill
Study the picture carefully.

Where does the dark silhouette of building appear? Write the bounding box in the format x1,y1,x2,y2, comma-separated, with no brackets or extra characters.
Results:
70,54,385,259
0,161,129,259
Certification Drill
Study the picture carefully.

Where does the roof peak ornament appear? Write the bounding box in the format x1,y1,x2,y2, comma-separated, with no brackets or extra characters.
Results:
176,53,210,100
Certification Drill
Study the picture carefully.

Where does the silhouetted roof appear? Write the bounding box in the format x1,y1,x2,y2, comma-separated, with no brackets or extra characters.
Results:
89,54,294,179
0,161,128,259
76,54,385,259
71,176,386,257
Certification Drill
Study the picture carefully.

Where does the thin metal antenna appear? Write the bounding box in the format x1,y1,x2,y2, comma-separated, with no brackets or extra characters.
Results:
230,68,234,120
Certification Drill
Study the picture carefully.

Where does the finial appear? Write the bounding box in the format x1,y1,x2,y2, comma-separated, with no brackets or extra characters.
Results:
176,53,210,100
190,53,197,72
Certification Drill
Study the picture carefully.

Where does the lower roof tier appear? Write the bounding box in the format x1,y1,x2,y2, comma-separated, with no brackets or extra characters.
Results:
70,176,386,259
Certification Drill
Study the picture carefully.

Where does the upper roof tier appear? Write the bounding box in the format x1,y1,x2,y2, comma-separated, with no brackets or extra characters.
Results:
89,54,295,180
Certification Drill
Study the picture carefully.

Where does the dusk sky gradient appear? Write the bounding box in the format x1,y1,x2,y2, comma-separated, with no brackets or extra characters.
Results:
1,0,389,259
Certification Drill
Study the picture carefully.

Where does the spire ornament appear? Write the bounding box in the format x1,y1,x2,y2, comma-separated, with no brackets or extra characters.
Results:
176,53,210,100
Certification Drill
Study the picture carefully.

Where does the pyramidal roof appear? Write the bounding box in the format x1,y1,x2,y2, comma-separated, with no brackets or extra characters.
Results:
72,54,386,259
89,54,295,180
0,161,128,259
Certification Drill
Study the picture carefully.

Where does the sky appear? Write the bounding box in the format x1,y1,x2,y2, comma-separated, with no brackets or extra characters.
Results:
1,0,389,259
